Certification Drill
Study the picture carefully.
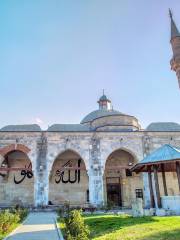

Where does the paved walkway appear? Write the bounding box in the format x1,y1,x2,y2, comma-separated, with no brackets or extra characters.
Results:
5,212,62,240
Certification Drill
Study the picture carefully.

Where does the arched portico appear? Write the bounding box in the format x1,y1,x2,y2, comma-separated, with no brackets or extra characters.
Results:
103,148,143,208
48,149,89,206
0,147,34,207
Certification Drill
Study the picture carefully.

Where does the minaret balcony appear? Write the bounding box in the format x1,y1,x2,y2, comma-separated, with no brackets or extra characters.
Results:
170,57,180,71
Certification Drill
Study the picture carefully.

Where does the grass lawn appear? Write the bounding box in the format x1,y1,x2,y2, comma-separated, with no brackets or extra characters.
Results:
84,214,180,240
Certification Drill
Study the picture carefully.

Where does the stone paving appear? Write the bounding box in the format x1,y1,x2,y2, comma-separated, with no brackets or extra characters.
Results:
5,212,61,240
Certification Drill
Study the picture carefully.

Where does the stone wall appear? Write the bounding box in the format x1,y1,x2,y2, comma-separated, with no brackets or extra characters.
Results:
0,131,179,207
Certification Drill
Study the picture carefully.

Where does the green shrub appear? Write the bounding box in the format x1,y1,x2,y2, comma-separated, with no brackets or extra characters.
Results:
0,210,20,233
64,209,90,240
13,208,28,221
0,207,28,235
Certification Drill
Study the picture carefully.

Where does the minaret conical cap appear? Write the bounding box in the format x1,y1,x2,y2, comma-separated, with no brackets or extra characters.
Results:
169,9,180,40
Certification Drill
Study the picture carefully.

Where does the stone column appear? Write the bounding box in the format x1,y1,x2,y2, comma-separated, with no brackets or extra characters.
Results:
34,168,49,207
88,136,104,206
34,133,49,207
142,136,152,208
88,165,104,206
153,165,161,208
147,167,155,208
143,172,151,208
161,164,168,196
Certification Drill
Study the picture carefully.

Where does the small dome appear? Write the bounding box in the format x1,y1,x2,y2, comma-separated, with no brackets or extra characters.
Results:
98,94,110,102
81,109,123,124
0,124,41,131
146,122,180,131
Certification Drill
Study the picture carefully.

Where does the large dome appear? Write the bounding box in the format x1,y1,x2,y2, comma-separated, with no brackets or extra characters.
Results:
80,94,141,131
81,109,123,124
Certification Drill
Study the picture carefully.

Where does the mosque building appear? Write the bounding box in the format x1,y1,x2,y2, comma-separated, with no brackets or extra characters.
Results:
0,12,180,208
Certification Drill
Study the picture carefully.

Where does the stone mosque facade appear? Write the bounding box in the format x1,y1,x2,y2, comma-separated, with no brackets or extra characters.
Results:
0,13,180,208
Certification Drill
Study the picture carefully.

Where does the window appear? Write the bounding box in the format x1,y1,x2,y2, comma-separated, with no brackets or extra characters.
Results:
86,190,89,202
126,169,132,177
135,189,143,199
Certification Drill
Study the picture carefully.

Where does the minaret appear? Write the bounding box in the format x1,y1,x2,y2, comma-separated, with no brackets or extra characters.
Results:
97,90,112,110
169,9,180,88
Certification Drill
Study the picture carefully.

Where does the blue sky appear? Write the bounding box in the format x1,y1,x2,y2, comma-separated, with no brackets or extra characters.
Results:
0,0,179,130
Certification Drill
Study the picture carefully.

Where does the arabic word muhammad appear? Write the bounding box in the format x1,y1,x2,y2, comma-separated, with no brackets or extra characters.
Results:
14,163,33,184
55,159,81,184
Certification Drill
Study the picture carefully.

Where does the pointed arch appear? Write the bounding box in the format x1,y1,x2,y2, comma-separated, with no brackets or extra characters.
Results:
0,144,30,157
48,148,89,206
48,148,89,174
103,148,143,208
0,146,34,207
105,147,138,166
101,146,139,172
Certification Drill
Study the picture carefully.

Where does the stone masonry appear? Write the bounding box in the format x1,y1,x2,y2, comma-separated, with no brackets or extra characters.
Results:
0,129,180,208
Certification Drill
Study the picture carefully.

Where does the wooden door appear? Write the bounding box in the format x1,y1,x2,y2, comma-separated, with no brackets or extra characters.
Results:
107,181,122,206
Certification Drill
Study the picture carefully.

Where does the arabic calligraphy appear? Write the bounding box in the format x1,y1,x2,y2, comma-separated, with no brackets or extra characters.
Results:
55,159,81,184
14,163,33,184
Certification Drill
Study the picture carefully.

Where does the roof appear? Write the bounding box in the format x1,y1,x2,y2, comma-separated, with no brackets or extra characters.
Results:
81,109,124,124
146,122,180,131
0,124,41,132
169,10,180,40
131,144,180,172
98,94,111,102
140,144,180,164
47,124,90,132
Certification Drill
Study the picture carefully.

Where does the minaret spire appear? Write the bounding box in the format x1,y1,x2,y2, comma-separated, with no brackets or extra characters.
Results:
169,10,180,89
169,8,172,18
169,9,180,40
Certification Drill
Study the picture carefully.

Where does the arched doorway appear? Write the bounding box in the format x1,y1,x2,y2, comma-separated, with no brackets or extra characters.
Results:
104,149,143,208
49,150,89,206
0,150,34,206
